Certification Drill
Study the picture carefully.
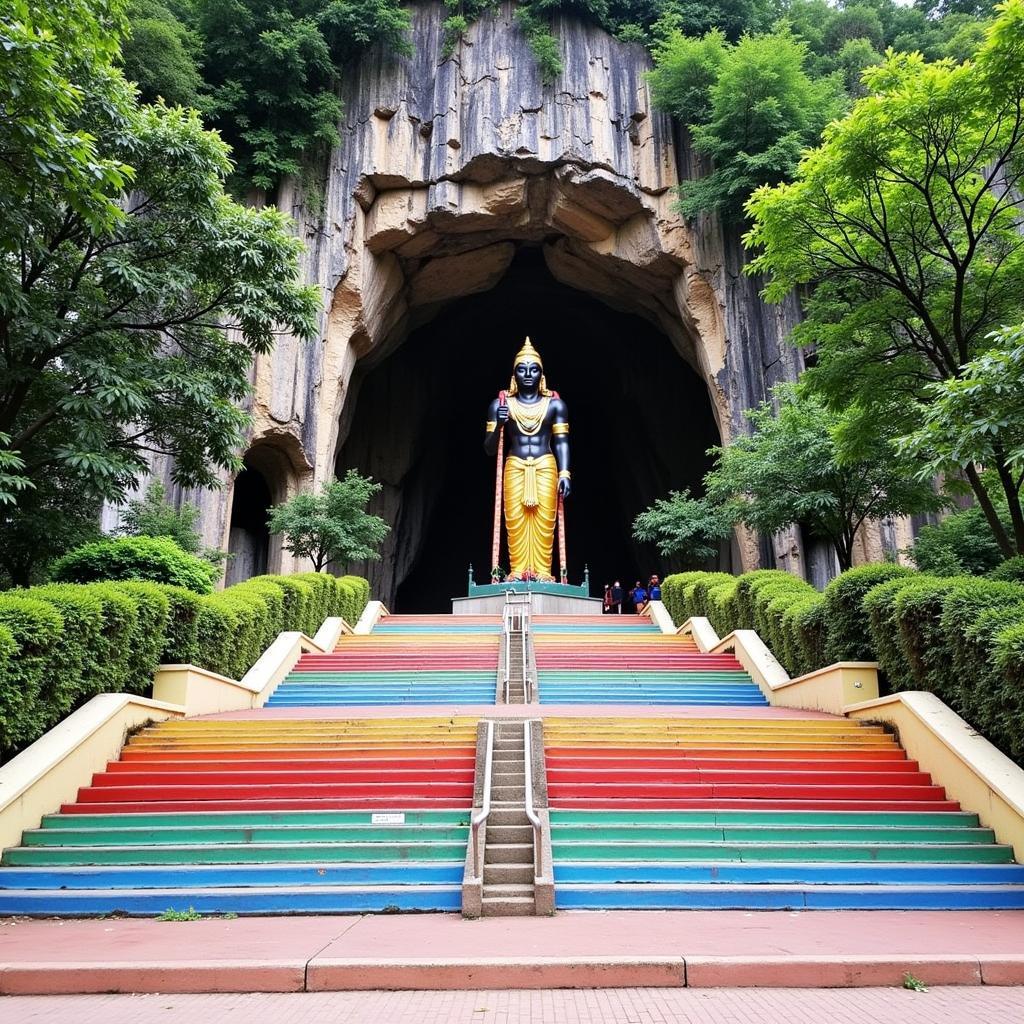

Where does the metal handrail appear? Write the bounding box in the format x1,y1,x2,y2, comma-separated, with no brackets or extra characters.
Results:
501,604,512,703
471,720,495,880
523,720,543,881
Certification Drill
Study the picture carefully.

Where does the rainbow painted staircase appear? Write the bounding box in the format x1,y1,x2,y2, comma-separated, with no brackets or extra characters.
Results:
533,617,767,706
2,608,1023,916
542,716,1024,909
0,717,476,914
266,615,500,706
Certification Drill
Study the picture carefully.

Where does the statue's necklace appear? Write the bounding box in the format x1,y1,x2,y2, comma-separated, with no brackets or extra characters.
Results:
508,395,550,436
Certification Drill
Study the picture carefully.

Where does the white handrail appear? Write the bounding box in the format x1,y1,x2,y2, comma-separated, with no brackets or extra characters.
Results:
502,605,511,703
470,720,495,880
524,720,543,881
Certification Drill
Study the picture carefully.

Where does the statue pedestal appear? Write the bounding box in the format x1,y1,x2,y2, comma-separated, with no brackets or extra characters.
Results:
452,580,603,616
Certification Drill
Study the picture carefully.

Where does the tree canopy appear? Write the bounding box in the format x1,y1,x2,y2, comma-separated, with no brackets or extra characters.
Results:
744,0,1024,555
268,470,391,572
0,0,320,574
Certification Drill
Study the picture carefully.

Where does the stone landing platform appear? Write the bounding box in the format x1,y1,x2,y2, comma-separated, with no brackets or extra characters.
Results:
2,910,1023,994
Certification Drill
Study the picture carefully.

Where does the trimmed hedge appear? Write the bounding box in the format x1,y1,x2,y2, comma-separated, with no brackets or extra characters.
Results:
662,565,1024,762
0,571,370,755
822,563,915,663
51,536,220,594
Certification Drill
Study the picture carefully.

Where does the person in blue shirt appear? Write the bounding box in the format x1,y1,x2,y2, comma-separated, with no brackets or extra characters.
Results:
630,581,647,613
647,575,661,602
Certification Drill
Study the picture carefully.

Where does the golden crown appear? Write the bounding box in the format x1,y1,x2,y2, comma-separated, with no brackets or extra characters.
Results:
513,337,543,369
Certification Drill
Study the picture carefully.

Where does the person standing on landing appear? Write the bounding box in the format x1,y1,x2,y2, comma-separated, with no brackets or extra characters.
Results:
484,339,570,581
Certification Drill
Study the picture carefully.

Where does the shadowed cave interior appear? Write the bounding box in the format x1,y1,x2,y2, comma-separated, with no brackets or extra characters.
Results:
337,249,723,613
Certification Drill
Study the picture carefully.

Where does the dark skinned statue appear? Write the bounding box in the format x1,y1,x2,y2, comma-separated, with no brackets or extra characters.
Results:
484,339,570,581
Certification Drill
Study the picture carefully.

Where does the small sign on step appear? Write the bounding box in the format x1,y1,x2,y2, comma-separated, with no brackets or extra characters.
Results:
371,812,405,824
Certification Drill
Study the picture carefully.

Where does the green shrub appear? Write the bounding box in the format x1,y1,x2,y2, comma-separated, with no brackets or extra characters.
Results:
292,572,335,633
862,575,929,691
989,557,1024,584
704,578,740,636
248,574,311,634
660,572,712,624
0,595,65,751
822,563,916,662
111,582,171,693
686,573,736,623
80,583,143,695
780,593,827,677
339,574,370,625
892,577,960,698
961,602,1024,757
733,570,804,629
27,584,106,724
147,584,203,664
51,536,220,594
909,506,1007,576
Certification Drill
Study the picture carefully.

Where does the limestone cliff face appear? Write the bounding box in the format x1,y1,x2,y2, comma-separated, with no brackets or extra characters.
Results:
163,2,810,588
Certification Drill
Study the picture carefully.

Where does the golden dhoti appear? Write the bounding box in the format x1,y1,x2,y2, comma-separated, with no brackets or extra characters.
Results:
504,454,558,580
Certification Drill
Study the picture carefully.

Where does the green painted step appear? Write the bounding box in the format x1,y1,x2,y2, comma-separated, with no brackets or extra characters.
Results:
548,842,1013,863
550,824,996,844
3,841,468,867
40,810,471,829
24,825,470,847
548,810,982,827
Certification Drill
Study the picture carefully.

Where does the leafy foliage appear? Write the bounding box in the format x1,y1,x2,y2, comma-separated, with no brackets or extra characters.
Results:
0,3,321,558
50,537,221,594
196,0,411,192
268,470,391,572
121,0,203,105
0,572,370,753
909,506,1009,577
704,385,944,570
631,486,733,565
745,2,1024,556
119,480,229,564
677,31,843,220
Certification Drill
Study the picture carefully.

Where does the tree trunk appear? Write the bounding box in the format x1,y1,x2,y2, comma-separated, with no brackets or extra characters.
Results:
964,463,1015,558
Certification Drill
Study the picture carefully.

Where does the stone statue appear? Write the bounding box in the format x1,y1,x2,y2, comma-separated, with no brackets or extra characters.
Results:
484,339,570,581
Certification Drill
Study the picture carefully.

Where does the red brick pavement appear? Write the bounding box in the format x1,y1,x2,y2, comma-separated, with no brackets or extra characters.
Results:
3,987,1024,1024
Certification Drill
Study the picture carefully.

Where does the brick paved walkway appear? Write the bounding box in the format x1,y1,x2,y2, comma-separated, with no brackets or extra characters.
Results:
3,987,1024,1024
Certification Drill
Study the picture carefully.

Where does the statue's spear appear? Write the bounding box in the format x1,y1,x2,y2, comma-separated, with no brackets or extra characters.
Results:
491,390,506,577
558,493,567,585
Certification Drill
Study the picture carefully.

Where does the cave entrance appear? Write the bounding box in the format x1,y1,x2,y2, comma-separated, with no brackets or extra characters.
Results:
337,250,722,612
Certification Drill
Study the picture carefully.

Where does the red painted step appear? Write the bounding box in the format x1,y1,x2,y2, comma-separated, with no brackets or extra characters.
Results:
545,782,948,801
91,769,477,786
61,797,473,813
544,756,919,772
546,798,961,811
75,782,474,802
545,769,934,786
119,746,478,762
106,756,477,773
543,747,908,762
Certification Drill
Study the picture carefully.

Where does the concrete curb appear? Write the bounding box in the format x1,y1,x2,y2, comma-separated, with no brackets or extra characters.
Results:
4,952,1024,994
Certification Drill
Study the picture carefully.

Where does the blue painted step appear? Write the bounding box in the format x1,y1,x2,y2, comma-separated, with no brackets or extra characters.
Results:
554,883,1024,911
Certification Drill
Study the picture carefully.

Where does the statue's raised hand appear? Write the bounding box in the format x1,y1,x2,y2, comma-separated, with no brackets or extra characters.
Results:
496,403,510,423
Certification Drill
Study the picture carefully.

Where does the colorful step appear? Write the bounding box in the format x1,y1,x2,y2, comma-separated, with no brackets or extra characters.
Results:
543,718,1024,910
0,721,478,916
266,620,500,706
531,619,767,706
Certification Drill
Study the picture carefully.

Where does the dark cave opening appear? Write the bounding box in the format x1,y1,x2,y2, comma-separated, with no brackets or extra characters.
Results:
338,249,723,612
225,464,272,586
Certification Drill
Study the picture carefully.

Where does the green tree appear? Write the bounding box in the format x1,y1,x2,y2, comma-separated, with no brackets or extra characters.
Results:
648,28,727,124
908,506,1008,576
702,385,944,570
119,479,229,564
661,29,843,220
0,5,320,517
268,470,391,572
0,473,103,587
196,0,411,193
121,0,203,107
631,487,733,565
745,1,1024,554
